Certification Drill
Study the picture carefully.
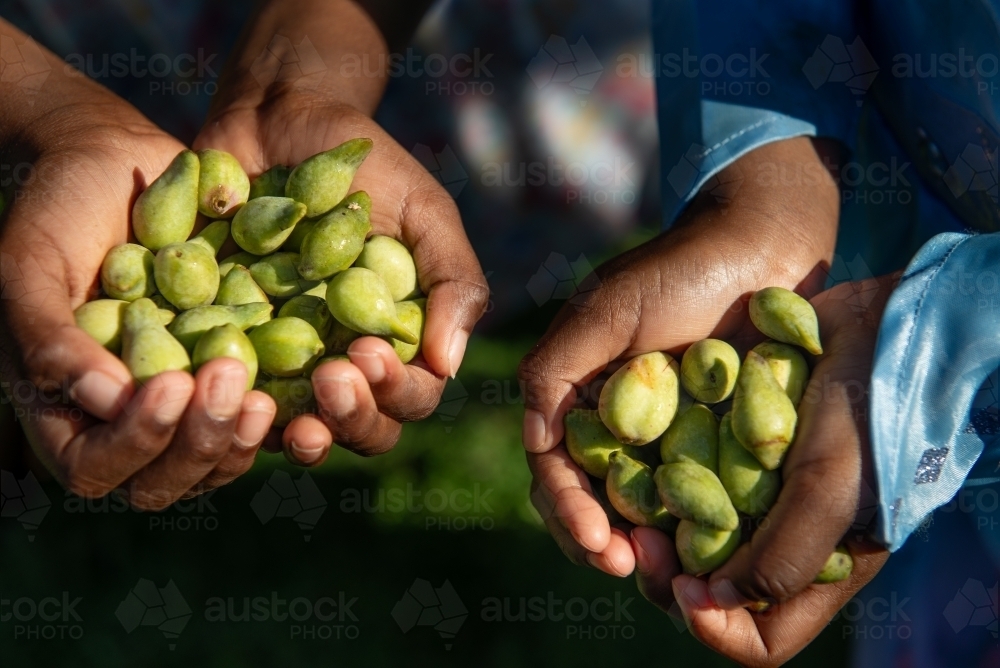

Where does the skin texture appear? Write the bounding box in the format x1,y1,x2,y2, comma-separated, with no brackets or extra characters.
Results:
518,133,897,664
0,19,276,511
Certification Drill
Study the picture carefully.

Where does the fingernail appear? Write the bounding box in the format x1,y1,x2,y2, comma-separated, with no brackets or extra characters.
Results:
448,330,469,379
673,576,713,612
708,578,748,609
233,404,275,449
151,386,189,427
327,376,358,421
522,409,547,452
348,351,386,384
632,532,652,576
205,365,247,421
70,371,128,419
290,440,325,464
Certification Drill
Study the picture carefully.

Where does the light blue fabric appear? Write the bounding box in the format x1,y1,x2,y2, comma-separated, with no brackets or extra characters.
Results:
870,232,1000,549
652,0,1000,561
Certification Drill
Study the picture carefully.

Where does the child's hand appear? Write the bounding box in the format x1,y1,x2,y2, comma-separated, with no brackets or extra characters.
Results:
196,1,488,463
632,277,894,668
519,137,841,575
0,20,276,508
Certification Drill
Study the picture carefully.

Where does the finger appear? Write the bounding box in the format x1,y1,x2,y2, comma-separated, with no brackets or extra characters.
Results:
310,359,402,456
125,359,247,509
530,476,634,577
675,541,888,668
346,336,444,421
517,272,643,453
52,371,194,498
282,413,333,466
188,390,276,494
526,447,612,553
708,358,866,607
632,527,682,615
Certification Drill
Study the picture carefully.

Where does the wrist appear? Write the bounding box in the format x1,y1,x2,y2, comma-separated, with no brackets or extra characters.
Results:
208,0,390,119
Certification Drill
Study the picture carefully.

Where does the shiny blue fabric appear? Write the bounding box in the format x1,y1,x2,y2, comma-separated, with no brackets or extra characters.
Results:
652,0,1000,557
870,232,1000,549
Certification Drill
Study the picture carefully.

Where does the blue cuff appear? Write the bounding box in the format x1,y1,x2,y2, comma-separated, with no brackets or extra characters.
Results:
663,101,817,224
870,232,1000,551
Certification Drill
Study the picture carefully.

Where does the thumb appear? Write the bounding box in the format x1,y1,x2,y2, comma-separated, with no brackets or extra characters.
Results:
0,247,133,423
517,272,642,453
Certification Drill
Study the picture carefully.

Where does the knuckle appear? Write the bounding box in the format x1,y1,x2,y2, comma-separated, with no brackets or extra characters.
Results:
185,437,230,466
747,559,800,603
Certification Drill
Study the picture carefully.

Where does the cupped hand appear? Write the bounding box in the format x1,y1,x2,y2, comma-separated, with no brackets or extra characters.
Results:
0,50,275,509
519,137,842,576
631,275,896,667
194,90,488,464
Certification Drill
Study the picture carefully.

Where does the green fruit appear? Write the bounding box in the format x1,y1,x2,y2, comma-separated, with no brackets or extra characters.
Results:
154,242,221,310
385,298,425,363
301,280,328,298
219,251,261,277
278,295,333,339
149,294,178,325
598,352,679,445
563,408,659,479
718,413,780,516
749,287,823,355
121,298,192,383
250,253,320,298
132,149,200,252
75,299,128,353
285,138,374,217
675,520,741,575
257,377,315,427
192,323,257,390
297,191,371,280
814,546,853,583
101,243,156,302
324,319,361,355
606,450,676,530
660,402,719,471
216,265,269,306
168,303,274,352
654,460,739,531
231,196,308,255
196,149,249,218
731,351,798,471
752,340,809,406
188,219,231,256
249,164,292,200
325,268,417,344
354,235,418,302
281,217,317,252
680,339,740,403
249,317,325,377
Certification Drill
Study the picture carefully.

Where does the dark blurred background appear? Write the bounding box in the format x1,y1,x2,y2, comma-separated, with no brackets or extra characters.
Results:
1,1,862,665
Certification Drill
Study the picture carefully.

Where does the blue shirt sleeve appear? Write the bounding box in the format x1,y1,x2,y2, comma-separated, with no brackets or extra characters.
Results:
870,232,1000,550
